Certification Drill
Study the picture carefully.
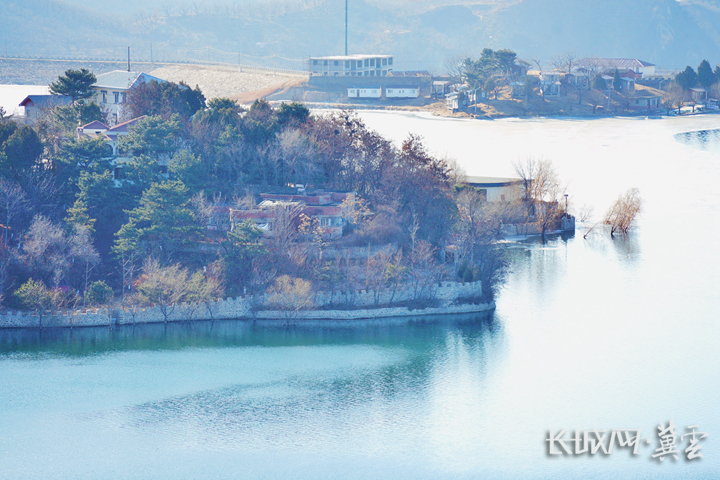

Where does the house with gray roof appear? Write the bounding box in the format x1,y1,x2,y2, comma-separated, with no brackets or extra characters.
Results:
18,95,72,122
91,71,165,124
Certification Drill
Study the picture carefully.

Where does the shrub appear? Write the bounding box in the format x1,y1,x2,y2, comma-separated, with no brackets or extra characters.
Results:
85,281,113,305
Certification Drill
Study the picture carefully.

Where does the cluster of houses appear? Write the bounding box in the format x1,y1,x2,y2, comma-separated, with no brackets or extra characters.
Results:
522,58,663,110
439,58,668,112
209,191,350,240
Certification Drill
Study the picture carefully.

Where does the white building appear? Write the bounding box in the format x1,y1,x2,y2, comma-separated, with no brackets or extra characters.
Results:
91,71,165,124
310,55,394,76
385,85,419,98
347,87,382,98
464,176,525,202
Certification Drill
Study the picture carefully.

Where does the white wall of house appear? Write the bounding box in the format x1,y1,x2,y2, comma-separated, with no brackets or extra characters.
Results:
630,96,661,109
347,87,382,98
484,184,523,202
93,88,127,124
386,87,419,98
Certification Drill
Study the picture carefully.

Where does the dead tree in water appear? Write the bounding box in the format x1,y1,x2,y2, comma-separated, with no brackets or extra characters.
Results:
604,188,642,238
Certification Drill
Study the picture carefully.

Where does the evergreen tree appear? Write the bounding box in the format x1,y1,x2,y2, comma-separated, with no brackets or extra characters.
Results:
697,60,716,89
593,75,607,91
0,124,43,179
675,66,698,90
613,69,622,91
121,180,201,260
49,68,97,104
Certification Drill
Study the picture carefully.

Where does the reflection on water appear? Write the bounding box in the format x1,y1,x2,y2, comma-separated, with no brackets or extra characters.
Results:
0,313,497,358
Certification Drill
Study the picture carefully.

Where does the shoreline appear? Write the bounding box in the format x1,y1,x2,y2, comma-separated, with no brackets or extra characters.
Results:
298,100,720,122
0,301,495,330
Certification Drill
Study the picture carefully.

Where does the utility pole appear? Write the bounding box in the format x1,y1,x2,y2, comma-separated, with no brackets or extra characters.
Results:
345,0,348,56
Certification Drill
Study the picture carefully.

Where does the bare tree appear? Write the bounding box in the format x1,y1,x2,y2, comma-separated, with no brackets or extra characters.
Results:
0,179,27,246
161,2,175,16
408,240,440,301
271,202,301,254
136,259,189,322
574,57,603,105
265,275,314,318
444,54,468,78
514,157,562,236
68,225,100,303
604,188,642,238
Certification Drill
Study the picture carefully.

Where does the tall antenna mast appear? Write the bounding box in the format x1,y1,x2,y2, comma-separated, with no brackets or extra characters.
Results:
345,0,348,56
127,46,130,72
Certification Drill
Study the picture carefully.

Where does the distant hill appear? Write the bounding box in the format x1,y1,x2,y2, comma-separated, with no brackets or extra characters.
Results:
3,0,720,72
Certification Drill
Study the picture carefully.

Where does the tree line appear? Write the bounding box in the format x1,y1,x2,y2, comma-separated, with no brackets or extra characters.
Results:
2,69,516,315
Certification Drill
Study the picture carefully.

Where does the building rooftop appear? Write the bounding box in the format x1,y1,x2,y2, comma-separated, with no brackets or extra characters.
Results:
18,94,72,108
92,71,165,90
465,176,524,187
577,58,655,71
310,54,393,61
387,70,430,77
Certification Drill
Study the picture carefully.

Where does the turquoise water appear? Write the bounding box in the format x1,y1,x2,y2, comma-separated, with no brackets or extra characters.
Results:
2,114,720,478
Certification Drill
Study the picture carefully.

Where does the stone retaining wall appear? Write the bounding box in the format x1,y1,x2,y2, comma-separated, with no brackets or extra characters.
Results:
0,281,487,329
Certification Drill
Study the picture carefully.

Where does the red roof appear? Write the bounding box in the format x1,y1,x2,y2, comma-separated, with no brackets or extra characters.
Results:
81,120,109,130
107,115,148,134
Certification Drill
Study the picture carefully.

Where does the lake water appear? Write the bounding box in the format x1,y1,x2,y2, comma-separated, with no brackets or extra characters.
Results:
1,113,719,479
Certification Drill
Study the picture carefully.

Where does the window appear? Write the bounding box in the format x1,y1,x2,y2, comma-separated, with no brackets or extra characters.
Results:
113,92,119,104
313,60,318,65
357,60,362,68
388,58,393,65
387,89,393,93
334,72,338,76
364,71,368,76
370,59,375,66
121,92,126,103
345,61,350,68
113,166,125,180
364,59,369,67
382,58,387,66
334,60,339,66
324,60,328,66
101,91,107,103
382,70,387,76
370,71,375,76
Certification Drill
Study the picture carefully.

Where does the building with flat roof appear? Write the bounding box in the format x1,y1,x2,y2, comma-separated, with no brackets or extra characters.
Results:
464,176,525,202
309,55,394,77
